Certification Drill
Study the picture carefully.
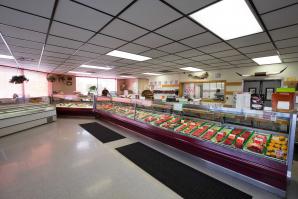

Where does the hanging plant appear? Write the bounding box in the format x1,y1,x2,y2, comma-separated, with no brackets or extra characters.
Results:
47,75,56,82
9,75,29,84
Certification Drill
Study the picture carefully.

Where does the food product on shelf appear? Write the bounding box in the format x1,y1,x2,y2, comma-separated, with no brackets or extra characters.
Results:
234,131,252,149
154,115,173,125
56,103,93,108
191,123,212,137
144,115,158,122
97,103,113,110
245,132,269,154
211,127,233,143
266,135,288,160
160,117,183,130
135,111,151,120
182,121,204,134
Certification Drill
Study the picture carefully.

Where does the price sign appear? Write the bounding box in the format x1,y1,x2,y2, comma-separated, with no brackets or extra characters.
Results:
173,103,183,111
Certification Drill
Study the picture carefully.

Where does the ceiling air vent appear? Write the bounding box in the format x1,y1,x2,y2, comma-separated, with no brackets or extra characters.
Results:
158,70,173,73
119,73,132,76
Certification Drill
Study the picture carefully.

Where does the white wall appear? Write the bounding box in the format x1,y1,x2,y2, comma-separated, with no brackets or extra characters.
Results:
148,63,298,83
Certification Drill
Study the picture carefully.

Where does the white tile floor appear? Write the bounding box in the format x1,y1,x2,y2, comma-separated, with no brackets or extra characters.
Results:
0,118,297,199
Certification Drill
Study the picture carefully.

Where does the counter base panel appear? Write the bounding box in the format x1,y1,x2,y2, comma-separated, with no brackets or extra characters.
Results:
94,110,287,192
56,107,94,116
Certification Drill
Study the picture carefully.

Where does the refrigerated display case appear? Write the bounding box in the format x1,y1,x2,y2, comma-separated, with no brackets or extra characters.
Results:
53,94,94,116
94,97,296,197
0,103,56,137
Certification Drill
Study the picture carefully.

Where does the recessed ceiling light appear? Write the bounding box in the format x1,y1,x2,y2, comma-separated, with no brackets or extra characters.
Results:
80,65,112,70
68,71,92,75
120,76,136,78
106,50,151,61
142,73,162,76
180,67,203,72
190,0,263,40
252,55,282,65
0,54,14,59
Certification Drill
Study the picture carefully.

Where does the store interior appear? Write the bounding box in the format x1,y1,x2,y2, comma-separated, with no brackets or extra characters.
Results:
0,0,298,199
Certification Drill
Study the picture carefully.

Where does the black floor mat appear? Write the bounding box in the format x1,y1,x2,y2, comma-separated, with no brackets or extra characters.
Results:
117,142,252,199
80,122,125,143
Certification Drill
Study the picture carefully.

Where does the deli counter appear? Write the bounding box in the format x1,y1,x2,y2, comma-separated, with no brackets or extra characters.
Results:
94,97,296,196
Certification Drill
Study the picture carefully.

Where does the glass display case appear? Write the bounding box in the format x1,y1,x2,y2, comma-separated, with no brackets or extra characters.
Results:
52,94,94,116
95,97,296,196
0,102,56,137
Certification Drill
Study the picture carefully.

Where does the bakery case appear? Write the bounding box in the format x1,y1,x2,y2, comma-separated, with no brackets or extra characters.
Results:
53,94,94,116
94,97,296,197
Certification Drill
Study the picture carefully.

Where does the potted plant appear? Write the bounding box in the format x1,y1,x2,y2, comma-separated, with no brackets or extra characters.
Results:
88,86,97,94
9,75,29,84
47,75,56,82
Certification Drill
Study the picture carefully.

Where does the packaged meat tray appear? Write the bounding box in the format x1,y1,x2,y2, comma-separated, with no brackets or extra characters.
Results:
191,123,213,138
160,117,184,130
233,130,253,149
201,125,223,140
180,120,205,134
222,128,245,146
266,135,288,160
211,126,234,143
154,115,173,125
244,132,270,154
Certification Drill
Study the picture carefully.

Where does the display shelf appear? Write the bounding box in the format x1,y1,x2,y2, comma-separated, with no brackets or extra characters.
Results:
94,97,297,196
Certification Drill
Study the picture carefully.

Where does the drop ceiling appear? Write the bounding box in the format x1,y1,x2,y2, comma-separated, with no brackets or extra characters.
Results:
0,0,297,77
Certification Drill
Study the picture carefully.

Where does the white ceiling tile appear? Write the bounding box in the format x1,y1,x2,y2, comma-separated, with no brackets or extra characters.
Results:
101,19,148,41
211,49,241,58
45,45,76,55
79,44,111,54
55,0,112,31
246,50,278,58
230,59,254,64
276,37,298,48
262,4,298,30
198,42,232,53
47,36,83,49
200,59,224,64
163,0,219,14
74,0,134,15
43,56,65,62
159,55,181,61
88,34,127,48
97,55,121,62
252,0,298,14
117,43,150,54
0,0,55,18
145,59,166,64
44,51,68,59
172,59,193,64
119,0,182,30
190,54,213,61
284,57,298,62
174,49,204,58
221,55,248,61
5,37,43,49
11,46,41,54
75,50,99,58
238,43,275,54
133,33,172,48
0,6,49,33
180,32,221,48
50,22,94,41
155,17,205,40
0,24,46,42
140,50,168,58
227,32,271,48
157,42,190,53
115,59,138,64
280,52,298,59
278,46,298,54
270,24,298,41
68,55,91,62
208,62,231,67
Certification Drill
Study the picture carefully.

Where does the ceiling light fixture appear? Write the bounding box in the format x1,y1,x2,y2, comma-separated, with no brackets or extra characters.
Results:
142,73,162,76
252,55,282,65
180,67,203,72
80,65,112,70
0,54,14,59
68,71,92,75
190,0,263,40
106,50,151,61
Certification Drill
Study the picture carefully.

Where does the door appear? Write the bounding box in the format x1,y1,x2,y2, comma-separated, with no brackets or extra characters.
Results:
261,80,281,107
243,80,261,94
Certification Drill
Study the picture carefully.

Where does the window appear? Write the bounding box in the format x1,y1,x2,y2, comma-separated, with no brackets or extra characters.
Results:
98,78,116,94
0,66,23,98
76,77,97,95
24,71,49,97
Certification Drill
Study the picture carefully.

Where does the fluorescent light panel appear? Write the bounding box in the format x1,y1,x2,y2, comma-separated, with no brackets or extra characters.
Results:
180,67,203,72
190,0,263,40
68,71,92,75
0,54,14,59
107,50,151,61
142,73,161,76
252,55,282,65
80,65,112,70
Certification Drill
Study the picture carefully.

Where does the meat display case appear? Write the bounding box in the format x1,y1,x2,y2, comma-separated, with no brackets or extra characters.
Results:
0,103,57,137
52,94,94,116
94,97,296,197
